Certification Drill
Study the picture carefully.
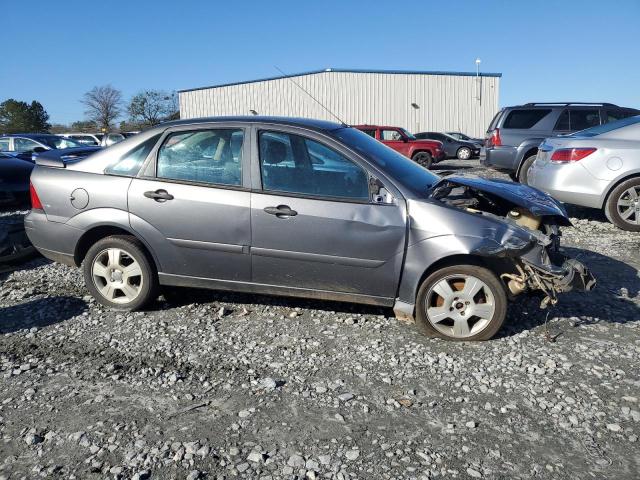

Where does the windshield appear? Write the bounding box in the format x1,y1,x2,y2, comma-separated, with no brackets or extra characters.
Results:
569,115,640,138
38,136,83,149
333,127,439,196
399,128,416,140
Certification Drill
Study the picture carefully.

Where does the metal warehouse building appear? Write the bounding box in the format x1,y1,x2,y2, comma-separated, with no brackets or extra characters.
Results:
178,68,501,137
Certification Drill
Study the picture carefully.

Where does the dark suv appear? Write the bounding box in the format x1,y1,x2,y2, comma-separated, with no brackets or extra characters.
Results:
481,103,640,183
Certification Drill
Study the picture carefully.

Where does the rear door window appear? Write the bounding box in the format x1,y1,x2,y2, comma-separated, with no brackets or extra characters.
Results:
554,110,571,132
360,129,376,138
503,109,552,129
569,109,600,131
14,138,40,152
156,129,243,186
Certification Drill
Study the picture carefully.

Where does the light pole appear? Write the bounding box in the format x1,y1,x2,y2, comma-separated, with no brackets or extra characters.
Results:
475,58,482,137
475,58,481,101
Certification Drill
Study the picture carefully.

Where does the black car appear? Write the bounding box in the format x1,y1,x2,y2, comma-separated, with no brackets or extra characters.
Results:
446,131,483,144
0,152,34,204
414,132,481,160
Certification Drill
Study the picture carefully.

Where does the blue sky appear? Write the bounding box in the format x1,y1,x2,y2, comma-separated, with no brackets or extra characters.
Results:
3,0,639,125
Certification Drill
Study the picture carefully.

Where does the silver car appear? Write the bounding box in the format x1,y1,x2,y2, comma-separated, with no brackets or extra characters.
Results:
25,117,594,341
528,116,640,231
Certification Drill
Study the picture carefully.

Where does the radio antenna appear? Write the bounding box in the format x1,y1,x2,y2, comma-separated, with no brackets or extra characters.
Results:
274,66,348,127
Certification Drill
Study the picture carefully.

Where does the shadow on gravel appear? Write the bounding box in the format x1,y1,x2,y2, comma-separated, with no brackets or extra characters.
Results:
499,247,640,337
565,204,608,223
160,287,391,317
0,296,87,334
431,165,475,174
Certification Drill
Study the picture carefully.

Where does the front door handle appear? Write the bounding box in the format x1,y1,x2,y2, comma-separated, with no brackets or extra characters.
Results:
264,205,297,218
144,189,174,202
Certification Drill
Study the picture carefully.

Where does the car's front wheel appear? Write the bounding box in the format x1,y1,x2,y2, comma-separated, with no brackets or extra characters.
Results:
456,147,472,160
415,264,507,341
412,151,433,169
83,235,158,311
605,177,640,231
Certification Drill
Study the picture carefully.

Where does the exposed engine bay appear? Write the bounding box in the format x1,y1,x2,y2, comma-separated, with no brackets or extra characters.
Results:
430,178,596,308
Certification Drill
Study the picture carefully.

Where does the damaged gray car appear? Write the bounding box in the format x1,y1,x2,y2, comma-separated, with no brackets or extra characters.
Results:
25,117,595,341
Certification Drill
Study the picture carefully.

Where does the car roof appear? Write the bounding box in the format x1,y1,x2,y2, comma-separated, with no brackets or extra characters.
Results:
161,116,345,132
0,133,57,138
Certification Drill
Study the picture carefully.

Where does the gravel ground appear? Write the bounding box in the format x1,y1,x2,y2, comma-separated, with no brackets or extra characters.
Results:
1,160,639,480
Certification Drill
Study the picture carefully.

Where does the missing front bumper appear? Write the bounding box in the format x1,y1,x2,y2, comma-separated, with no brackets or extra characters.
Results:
502,255,596,308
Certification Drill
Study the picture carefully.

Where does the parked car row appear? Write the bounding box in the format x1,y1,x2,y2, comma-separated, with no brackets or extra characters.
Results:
58,131,139,147
25,116,595,341
481,102,639,183
0,131,136,203
480,102,640,231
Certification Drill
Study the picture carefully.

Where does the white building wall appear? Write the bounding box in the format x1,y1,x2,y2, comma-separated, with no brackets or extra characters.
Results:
179,71,500,138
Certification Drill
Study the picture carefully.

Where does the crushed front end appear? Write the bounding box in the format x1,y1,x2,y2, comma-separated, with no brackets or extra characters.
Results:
430,176,596,308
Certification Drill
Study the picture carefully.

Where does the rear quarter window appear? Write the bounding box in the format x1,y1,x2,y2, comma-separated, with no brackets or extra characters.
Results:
503,109,552,129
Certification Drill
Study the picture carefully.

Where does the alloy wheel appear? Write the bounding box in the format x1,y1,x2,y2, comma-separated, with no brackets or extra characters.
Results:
457,147,471,160
424,274,495,338
616,186,640,226
91,248,144,304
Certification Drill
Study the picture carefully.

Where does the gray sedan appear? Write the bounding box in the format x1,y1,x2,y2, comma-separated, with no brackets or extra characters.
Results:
528,116,640,231
26,117,594,341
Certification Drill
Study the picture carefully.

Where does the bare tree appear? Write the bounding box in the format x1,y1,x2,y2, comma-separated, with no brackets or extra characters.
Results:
81,85,123,131
127,90,178,127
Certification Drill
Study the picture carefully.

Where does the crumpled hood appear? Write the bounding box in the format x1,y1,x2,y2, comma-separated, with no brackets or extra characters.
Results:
432,175,569,220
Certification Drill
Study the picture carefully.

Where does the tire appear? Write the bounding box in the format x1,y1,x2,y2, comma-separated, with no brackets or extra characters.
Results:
456,147,472,160
517,154,537,184
412,151,433,169
415,264,507,341
605,177,640,231
82,235,158,311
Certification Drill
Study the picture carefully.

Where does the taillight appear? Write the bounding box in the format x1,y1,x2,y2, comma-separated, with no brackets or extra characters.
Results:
29,182,43,210
487,128,502,147
550,148,597,162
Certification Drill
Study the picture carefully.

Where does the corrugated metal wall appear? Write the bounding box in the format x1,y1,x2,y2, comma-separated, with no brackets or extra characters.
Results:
179,71,500,137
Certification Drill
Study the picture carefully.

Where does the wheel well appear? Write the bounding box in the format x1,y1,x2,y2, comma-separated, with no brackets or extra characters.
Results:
414,254,511,298
411,149,432,158
74,226,152,267
602,173,640,209
516,147,539,175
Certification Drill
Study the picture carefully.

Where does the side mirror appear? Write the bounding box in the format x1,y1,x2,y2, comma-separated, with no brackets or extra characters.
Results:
402,136,408,142
32,146,47,153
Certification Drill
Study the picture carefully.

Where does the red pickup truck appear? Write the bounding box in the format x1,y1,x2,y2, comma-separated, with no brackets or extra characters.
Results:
354,125,445,168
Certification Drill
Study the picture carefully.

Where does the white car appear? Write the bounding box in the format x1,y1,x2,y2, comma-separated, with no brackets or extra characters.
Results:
58,133,104,146
528,116,640,231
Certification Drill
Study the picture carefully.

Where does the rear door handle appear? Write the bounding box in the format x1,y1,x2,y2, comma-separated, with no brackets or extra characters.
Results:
264,205,297,218
144,189,174,202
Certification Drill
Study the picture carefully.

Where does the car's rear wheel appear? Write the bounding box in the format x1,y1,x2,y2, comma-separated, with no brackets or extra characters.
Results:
605,178,640,231
412,151,433,169
456,147,472,160
83,235,158,311
415,264,507,341
517,154,537,184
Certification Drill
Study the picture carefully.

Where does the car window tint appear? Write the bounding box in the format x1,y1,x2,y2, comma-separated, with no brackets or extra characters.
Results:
360,129,376,138
259,131,369,201
0,139,10,151
71,135,98,146
569,109,600,131
381,129,404,141
554,110,570,131
156,129,243,186
105,134,161,177
503,109,552,129
14,138,40,152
